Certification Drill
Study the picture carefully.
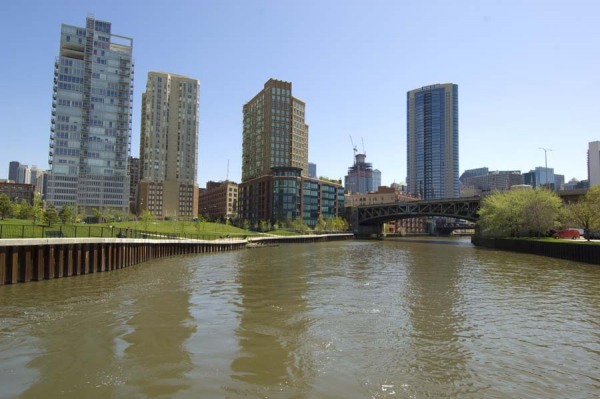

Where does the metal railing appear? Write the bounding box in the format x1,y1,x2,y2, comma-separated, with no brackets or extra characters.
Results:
0,224,246,241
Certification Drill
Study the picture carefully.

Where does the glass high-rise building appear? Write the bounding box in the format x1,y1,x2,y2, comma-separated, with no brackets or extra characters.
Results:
407,83,459,199
47,16,133,215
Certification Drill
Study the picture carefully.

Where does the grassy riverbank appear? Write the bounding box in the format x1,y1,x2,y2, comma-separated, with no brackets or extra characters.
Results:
0,218,306,240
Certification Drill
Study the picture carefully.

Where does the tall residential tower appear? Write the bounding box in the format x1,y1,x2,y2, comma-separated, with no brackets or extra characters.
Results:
137,72,199,219
47,16,133,215
407,83,459,199
238,79,344,227
242,79,309,181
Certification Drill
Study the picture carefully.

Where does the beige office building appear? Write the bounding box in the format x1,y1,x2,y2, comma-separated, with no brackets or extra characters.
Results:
241,79,309,181
138,72,199,219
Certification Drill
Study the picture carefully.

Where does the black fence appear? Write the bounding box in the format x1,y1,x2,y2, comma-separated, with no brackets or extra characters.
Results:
0,224,242,241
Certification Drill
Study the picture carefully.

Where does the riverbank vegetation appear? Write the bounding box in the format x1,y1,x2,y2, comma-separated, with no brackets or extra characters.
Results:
478,186,600,240
0,193,349,239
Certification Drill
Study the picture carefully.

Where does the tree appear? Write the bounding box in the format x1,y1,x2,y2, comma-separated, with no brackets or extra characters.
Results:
478,188,562,237
522,189,564,236
293,216,309,233
315,214,326,232
18,200,34,220
565,185,600,241
140,210,154,231
32,194,44,225
325,216,335,232
59,203,76,224
0,194,13,220
259,220,269,232
43,204,59,227
92,208,103,223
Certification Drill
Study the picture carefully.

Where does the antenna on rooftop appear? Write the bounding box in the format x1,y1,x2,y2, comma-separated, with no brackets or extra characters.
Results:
226,159,229,181
361,137,366,156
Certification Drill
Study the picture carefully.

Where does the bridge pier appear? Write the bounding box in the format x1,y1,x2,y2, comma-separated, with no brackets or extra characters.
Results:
354,223,384,239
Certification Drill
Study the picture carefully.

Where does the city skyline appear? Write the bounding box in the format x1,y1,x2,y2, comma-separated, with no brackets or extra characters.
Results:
1,1,599,187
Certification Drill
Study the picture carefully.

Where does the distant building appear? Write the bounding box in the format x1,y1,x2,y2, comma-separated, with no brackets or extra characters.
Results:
345,185,425,234
588,141,600,187
407,83,459,199
46,16,133,215
524,167,557,189
563,178,580,191
345,185,416,207
0,182,35,205
373,169,381,191
8,161,19,182
460,170,523,195
138,72,200,219
128,156,140,214
345,153,376,194
308,162,317,178
459,167,489,183
554,174,565,191
198,181,238,221
523,171,536,188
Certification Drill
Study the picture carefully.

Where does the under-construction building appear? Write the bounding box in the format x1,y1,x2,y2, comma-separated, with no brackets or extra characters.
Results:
345,153,380,194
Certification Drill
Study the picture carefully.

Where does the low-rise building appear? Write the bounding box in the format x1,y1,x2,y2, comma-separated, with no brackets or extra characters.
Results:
0,182,36,204
238,167,344,228
198,181,238,222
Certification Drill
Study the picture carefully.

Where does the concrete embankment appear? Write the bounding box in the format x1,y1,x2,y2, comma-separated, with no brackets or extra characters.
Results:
0,233,353,285
472,236,600,265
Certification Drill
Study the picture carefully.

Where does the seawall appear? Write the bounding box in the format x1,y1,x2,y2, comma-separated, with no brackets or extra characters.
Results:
0,234,354,285
472,237,600,265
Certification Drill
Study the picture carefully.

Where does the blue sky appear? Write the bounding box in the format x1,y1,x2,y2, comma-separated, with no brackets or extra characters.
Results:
1,0,599,186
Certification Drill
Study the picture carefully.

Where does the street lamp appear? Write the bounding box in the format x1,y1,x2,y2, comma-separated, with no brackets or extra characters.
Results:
538,147,552,188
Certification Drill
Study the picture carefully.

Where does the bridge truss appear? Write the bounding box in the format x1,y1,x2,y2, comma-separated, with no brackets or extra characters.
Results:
357,197,481,225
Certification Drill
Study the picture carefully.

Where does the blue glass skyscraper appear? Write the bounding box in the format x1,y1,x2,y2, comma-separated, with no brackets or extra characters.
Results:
407,83,459,200
47,16,133,215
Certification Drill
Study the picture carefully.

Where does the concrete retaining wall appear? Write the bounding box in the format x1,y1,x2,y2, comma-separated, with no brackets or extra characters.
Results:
472,237,600,265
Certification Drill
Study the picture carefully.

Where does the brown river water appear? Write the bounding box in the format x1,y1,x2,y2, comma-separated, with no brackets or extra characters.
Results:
0,237,599,398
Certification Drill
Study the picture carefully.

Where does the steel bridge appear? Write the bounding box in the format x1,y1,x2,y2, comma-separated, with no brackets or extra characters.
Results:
352,197,481,237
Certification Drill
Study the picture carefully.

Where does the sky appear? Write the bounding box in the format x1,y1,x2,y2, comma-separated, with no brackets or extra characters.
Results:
1,0,599,187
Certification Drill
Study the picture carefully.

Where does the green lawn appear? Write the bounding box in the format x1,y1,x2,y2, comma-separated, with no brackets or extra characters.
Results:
0,218,308,240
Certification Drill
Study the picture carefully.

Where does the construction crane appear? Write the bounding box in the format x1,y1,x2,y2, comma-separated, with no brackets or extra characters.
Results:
349,135,357,157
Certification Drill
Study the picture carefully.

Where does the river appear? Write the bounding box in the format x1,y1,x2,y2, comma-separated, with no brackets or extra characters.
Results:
0,237,599,398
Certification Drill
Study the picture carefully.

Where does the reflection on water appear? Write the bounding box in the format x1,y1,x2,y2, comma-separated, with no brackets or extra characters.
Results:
0,238,599,398
229,246,312,396
404,240,475,397
119,268,195,398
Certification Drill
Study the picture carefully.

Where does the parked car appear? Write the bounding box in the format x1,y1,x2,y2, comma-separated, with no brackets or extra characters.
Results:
553,229,580,239
586,231,600,239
